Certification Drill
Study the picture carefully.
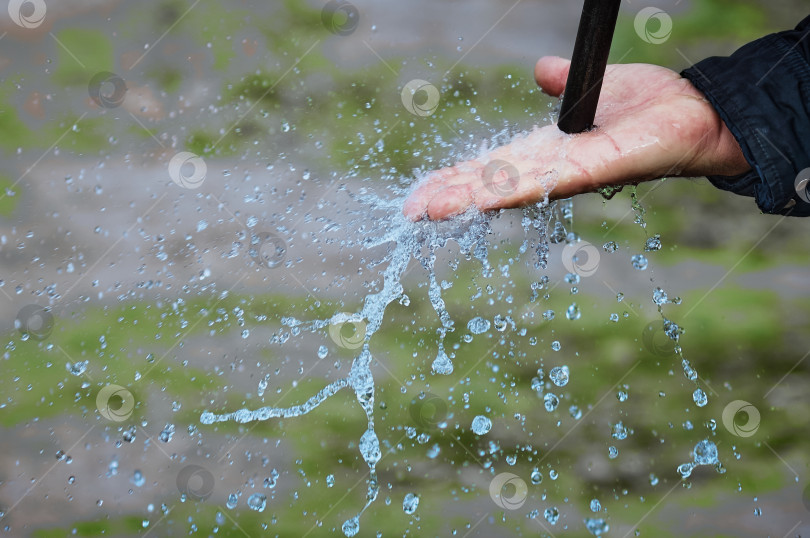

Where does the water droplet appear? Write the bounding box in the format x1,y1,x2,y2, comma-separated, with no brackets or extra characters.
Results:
644,234,662,252
544,507,559,525
530,468,543,484
247,493,267,512
652,287,668,305
359,429,381,467
617,390,628,402
467,316,490,335
584,517,610,536
611,421,628,440
566,303,581,320
589,498,601,512
569,405,582,419
342,516,360,537
549,366,569,387
543,392,559,412
317,345,328,359
66,360,89,376
402,492,419,514
693,439,719,465
431,345,454,375
682,359,698,381
326,474,335,488
551,340,561,351
692,388,708,407
677,462,695,478
131,470,145,487
158,424,175,443
608,446,619,459
471,415,492,435
226,493,238,509
631,254,648,270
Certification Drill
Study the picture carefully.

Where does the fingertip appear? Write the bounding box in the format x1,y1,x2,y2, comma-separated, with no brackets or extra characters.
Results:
426,185,472,221
534,56,571,97
402,197,426,221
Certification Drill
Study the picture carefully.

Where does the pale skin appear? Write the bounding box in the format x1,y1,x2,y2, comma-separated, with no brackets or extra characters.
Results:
403,56,751,221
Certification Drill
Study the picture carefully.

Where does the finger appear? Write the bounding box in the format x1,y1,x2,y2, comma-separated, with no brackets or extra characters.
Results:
402,191,429,221
534,56,571,97
426,183,474,220
402,166,458,220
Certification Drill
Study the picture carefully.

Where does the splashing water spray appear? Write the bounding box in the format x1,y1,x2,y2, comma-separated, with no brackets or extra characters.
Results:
200,0,719,533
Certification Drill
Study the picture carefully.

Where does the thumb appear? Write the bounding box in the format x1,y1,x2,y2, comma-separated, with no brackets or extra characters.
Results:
534,56,571,97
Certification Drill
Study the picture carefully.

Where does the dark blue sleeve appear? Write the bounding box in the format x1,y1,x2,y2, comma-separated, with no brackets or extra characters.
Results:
681,15,810,216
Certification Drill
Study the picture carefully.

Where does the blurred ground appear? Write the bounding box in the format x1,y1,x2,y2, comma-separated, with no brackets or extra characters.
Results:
1,0,810,536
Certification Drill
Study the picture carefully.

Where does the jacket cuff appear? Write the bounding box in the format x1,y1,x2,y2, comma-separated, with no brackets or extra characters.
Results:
681,17,810,217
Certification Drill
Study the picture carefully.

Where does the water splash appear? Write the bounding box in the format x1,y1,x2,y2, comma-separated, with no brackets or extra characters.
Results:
200,190,559,534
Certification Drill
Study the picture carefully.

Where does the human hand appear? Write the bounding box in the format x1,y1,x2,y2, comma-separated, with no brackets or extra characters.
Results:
403,56,750,221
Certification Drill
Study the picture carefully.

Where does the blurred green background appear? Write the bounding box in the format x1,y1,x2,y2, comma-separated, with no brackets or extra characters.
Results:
1,0,809,536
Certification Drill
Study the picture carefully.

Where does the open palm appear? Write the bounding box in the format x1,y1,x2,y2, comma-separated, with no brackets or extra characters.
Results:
403,56,749,220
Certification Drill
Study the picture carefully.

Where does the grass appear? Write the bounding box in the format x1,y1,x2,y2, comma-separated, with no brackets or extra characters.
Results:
8,242,810,535
4,0,810,535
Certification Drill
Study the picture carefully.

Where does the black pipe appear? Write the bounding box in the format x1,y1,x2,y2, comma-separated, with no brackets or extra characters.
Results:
557,0,622,134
